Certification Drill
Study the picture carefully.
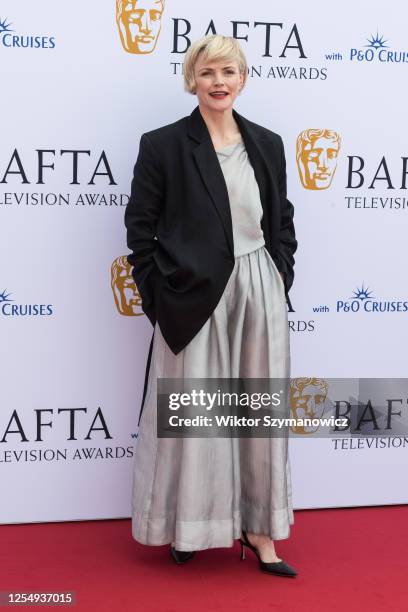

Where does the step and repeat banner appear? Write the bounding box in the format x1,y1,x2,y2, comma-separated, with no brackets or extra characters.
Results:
1,0,406,523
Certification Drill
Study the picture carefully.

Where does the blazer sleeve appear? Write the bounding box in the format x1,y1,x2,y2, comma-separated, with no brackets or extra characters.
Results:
274,135,297,295
124,133,165,326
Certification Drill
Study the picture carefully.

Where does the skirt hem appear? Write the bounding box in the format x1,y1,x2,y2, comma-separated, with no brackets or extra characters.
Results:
132,508,294,551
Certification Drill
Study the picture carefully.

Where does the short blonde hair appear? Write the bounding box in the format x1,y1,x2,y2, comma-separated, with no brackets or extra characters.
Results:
183,34,248,94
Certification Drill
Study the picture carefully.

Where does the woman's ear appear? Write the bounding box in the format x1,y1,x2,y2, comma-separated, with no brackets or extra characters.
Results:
238,73,244,92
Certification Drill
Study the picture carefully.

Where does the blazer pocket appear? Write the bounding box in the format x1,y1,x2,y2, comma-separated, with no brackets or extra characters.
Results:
153,248,179,277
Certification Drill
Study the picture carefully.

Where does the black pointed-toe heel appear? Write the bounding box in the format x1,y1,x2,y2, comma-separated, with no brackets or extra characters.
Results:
170,546,196,564
239,530,297,577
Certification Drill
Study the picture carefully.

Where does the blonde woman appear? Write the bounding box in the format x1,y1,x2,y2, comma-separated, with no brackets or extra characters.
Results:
125,34,297,577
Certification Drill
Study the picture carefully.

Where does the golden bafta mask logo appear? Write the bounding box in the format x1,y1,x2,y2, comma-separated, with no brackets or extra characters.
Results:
116,0,165,54
296,129,341,190
111,256,143,316
290,377,329,434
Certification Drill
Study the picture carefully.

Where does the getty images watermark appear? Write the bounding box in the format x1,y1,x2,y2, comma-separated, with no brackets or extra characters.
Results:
155,378,408,438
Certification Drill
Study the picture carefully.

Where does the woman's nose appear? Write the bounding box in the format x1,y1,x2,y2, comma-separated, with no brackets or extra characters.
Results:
213,74,225,86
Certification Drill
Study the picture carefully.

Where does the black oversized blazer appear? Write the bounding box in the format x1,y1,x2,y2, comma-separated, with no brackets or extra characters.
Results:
125,105,297,420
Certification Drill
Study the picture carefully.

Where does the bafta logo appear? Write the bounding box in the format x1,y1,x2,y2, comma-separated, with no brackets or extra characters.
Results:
290,377,329,434
111,256,143,316
296,129,341,190
116,0,165,54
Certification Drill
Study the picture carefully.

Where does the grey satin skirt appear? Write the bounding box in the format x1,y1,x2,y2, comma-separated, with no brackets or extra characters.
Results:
131,245,294,551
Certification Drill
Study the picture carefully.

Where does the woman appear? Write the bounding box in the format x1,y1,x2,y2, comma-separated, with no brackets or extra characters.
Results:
125,34,297,577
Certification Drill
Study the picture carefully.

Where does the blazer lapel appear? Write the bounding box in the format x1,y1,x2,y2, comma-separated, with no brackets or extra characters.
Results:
188,106,234,257
232,109,272,249
187,105,272,258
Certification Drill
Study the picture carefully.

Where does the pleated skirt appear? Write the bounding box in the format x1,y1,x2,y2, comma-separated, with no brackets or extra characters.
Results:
131,245,294,551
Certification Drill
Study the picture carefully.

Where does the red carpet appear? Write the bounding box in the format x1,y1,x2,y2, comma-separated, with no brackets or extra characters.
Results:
1,506,407,611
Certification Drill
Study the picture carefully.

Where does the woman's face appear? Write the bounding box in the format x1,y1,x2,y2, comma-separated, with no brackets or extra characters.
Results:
193,54,244,114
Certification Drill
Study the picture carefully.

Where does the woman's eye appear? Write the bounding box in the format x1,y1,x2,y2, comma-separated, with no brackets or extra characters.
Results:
199,70,236,76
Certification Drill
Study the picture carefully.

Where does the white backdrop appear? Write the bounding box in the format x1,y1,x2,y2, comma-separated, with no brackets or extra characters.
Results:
1,0,407,523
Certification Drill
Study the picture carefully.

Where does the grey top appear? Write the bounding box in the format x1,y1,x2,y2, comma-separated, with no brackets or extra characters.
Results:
215,139,265,257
